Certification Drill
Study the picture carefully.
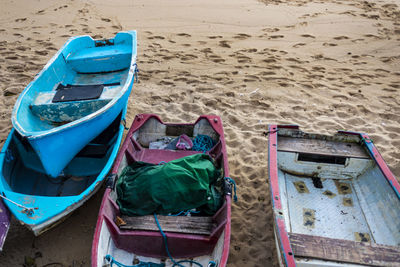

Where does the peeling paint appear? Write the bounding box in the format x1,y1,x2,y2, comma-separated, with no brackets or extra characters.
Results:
342,197,353,207
303,208,316,228
323,190,336,198
354,232,371,242
294,181,309,194
335,180,352,195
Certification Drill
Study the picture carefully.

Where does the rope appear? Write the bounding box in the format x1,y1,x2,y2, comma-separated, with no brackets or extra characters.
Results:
168,209,200,216
224,177,238,202
122,119,129,130
104,255,164,267
192,135,214,153
0,194,36,216
153,213,203,267
133,63,139,83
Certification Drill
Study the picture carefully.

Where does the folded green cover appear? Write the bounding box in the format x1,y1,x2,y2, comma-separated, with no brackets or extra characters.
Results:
116,154,222,216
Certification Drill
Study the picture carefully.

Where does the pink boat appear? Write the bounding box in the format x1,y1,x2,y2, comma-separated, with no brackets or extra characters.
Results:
92,114,232,267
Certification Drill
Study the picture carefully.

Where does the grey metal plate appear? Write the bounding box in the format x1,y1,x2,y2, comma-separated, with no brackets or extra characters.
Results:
285,173,372,242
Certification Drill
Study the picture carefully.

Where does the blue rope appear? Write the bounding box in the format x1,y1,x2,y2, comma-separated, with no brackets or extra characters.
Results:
224,177,238,202
168,209,200,216
153,214,203,267
158,161,167,165
105,254,164,267
192,135,214,153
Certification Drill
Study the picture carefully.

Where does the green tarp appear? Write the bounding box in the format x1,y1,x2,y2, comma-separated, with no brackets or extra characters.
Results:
116,154,222,216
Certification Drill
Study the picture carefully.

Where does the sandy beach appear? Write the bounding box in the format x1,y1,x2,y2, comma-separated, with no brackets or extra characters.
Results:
0,0,399,266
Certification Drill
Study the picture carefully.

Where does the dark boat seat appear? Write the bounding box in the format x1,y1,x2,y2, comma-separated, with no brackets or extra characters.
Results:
52,84,104,103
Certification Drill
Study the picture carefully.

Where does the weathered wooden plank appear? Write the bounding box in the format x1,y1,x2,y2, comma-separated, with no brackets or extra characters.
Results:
289,233,400,266
278,137,369,158
119,215,215,235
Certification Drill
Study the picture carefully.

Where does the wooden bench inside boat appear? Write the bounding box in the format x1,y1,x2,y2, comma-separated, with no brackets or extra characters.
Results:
118,215,216,235
289,233,400,266
30,84,121,122
278,136,370,158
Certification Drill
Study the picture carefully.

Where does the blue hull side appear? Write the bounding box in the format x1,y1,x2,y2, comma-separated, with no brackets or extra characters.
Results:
29,81,132,178
0,123,124,235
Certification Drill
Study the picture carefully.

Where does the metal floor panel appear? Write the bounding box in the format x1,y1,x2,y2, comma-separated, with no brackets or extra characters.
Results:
285,173,372,242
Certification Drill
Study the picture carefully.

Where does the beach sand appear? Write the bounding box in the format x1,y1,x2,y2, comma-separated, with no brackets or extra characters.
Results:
0,0,399,266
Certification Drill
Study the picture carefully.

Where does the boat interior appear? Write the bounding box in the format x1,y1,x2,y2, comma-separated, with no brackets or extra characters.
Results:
98,116,229,266
1,113,122,197
16,32,134,132
276,129,400,266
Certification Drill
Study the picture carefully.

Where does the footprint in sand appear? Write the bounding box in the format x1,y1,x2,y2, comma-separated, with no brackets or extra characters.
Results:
333,36,349,40
262,28,280,32
5,56,18,60
177,33,191,37
262,58,277,63
268,35,284,39
300,34,315,38
233,33,251,40
15,18,27,22
236,55,252,63
148,36,165,40
15,46,29,51
293,43,306,48
210,57,225,63
35,50,48,56
323,43,338,47
219,40,231,48
207,35,222,39
180,54,198,61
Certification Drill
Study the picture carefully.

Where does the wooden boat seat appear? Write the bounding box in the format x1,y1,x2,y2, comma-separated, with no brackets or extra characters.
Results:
118,215,216,235
289,233,400,266
278,137,369,158
30,84,121,123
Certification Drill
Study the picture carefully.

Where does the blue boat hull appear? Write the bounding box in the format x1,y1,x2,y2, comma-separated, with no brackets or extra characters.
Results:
0,116,125,235
12,31,137,177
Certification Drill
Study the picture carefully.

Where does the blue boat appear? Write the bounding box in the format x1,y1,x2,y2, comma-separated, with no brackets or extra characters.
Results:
0,114,124,236
12,31,137,178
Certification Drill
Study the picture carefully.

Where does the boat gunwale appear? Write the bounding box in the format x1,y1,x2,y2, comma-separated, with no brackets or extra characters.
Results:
267,124,400,267
11,31,137,139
